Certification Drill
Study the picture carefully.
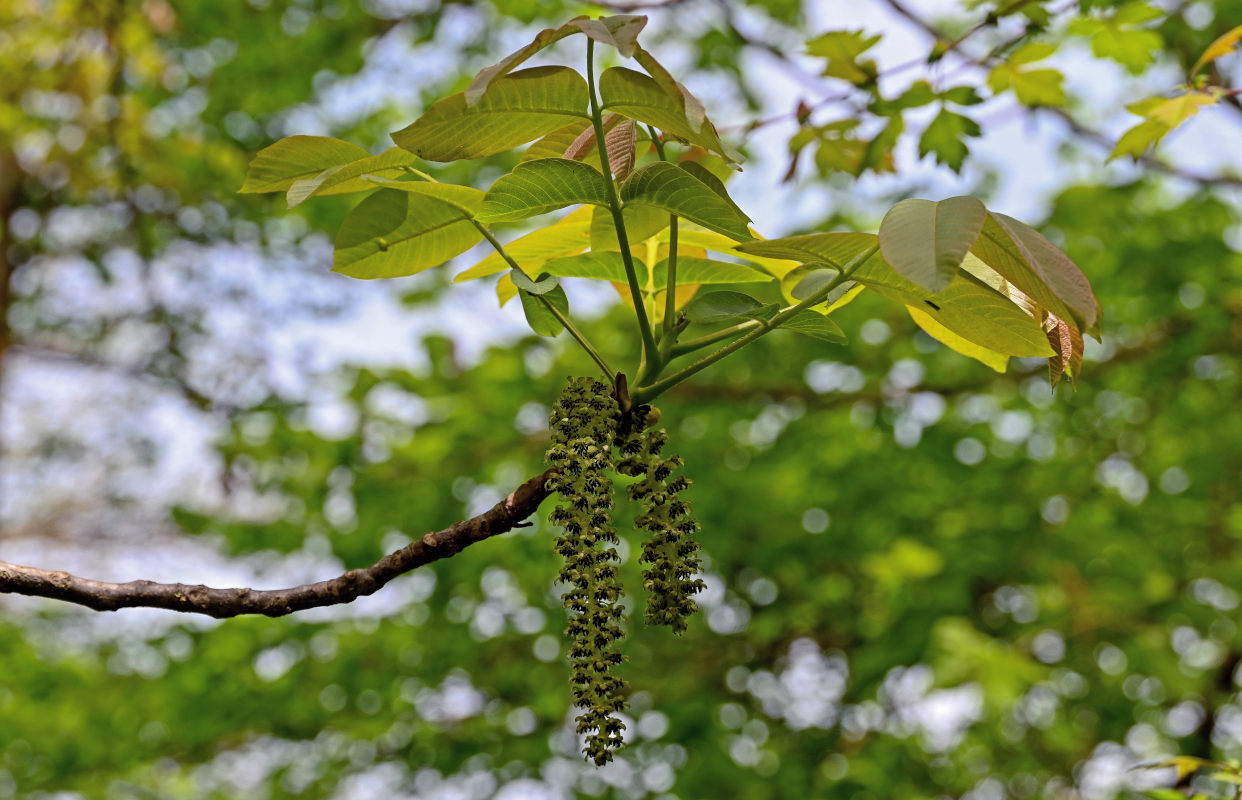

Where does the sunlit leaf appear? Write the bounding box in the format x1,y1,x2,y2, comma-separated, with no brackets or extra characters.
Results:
357,178,486,215
908,305,1009,373
590,204,670,252
739,232,1053,356
542,251,646,283
620,162,753,241
599,66,732,160
971,212,1098,330
1068,3,1163,74
477,158,611,222
334,188,484,279
286,147,418,207
1191,24,1242,75
456,206,594,282
393,67,589,162
878,196,987,292
240,135,369,194
652,256,770,289
568,15,647,58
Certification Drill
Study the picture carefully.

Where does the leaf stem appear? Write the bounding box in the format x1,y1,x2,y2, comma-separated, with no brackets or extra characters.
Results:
648,128,680,339
537,294,617,378
468,218,615,379
670,320,760,356
587,39,658,377
631,246,877,404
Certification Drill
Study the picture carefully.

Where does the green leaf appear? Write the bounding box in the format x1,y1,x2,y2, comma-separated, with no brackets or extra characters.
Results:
465,20,584,105
456,206,593,282
392,66,589,162
567,15,647,58
590,204,670,251
598,67,731,160
1110,92,1216,160
683,291,770,323
509,268,559,295
737,231,879,269
806,29,881,84
632,45,711,135
541,251,646,284
778,310,847,343
240,136,369,194
518,285,570,337
941,85,984,106
1068,4,1163,74
988,57,1066,107
971,212,1098,330
355,178,486,216
286,147,419,207
477,158,611,222
652,256,771,289
870,81,938,114
878,196,987,292
1192,24,1242,75
465,16,647,104
868,273,1053,357
620,162,753,241
676,161,748,220
908,305,1009,373
738,232,1053,356
918,108,981,172
1109,118,1170,161
333,188,483,279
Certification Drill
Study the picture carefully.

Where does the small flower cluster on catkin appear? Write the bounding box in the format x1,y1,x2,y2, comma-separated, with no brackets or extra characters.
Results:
547,377,627,765
618,406,705,634
546,378,705,765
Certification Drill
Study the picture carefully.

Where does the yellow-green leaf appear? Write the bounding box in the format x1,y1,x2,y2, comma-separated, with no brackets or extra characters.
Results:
477,158,611,222
599,67,731,160
908,305,1009,372
286,147,418,207
1192,24,1242,76
334,188,484,279
240,136,369,194
620,162,753,241
393,67,589,162
456,206,593,282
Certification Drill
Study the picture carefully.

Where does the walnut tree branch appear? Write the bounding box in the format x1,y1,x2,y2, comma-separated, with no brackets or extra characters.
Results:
0,470,557,619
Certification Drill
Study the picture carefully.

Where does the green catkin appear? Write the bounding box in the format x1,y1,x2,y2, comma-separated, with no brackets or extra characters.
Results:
618,406,705,635
547,377,627,765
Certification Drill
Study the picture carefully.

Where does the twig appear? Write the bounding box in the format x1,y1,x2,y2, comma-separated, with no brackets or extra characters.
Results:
0,470,557,618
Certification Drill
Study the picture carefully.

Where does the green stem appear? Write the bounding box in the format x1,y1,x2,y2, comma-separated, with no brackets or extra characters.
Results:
631,246,877,405
648,128,680,339
587,39,657,376
537,294,616,378
469,218,615,379
670,320,760,357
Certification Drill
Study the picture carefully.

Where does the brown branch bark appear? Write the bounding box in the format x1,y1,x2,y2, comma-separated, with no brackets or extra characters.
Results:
0,469,557,618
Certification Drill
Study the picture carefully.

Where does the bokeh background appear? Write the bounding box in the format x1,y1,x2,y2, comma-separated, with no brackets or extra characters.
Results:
2,0,1242,798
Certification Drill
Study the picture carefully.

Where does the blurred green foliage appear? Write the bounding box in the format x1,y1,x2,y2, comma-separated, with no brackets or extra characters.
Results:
3,0,1242,798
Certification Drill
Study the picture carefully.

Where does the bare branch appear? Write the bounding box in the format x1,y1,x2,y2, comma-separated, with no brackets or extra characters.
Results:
0,470,557,618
